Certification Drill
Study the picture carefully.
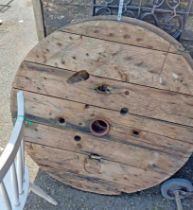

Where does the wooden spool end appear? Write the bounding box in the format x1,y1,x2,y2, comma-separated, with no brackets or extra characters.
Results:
11,16,193,195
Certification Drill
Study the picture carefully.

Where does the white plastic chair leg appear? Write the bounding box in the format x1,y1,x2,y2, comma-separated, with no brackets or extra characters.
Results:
29,182,58,206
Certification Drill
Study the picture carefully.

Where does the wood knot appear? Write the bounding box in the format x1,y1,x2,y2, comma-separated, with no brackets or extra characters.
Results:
67,70,89,84
95,84,112,94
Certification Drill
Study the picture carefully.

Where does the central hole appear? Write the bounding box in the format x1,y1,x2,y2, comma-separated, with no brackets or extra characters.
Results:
90,119,109,136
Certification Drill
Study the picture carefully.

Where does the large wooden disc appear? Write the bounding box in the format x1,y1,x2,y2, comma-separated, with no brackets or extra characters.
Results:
11,16,193,195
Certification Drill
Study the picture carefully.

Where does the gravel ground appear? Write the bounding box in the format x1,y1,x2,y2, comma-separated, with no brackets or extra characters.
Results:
1,1,193,210
24,158,193,210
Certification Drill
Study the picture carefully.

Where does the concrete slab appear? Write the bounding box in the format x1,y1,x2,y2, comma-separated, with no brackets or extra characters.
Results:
0,0,39,180
0,0,38,147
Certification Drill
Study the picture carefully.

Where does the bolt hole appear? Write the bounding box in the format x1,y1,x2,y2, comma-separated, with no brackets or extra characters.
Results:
85,104,89,109
90,119,110,137
125,91,129,95
120,107,128,115
58,117,65,124
95,84,111,94
132,130,140,136
74,135,81,141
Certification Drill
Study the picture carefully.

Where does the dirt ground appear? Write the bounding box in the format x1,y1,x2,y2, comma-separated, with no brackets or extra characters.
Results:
0,0,193,210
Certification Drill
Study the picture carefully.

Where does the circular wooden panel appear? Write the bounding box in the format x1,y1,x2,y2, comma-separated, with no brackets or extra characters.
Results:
11,16,193,195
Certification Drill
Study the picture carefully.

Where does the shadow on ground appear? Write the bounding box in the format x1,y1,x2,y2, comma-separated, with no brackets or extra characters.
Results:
24,156,193,210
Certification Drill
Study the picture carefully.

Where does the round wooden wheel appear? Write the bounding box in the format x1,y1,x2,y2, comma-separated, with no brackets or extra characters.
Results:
11,16,193,195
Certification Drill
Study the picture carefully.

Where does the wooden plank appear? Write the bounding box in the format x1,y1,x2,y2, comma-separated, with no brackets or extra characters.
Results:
11,90,193,145
11,89,193,150
24,31,167,87
26,143,187,194
27,142,120,195
22,118,193,158
62,17,183,53
23,30,193,96
160,53,193,95
23,122,192,169
13,62,193,127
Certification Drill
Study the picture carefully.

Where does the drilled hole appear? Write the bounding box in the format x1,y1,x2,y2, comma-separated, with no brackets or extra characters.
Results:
67,70,89,84
85,104,90,109
120,107,128,115
58,117,65,124
95,84,111,94
132,130,140,136
90,119,110,136
125,91,129,95
74,135,81,141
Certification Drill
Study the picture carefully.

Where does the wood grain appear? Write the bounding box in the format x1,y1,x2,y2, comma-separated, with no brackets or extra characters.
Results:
11,17,193,194
23,122,191,172
11,90,193,152
26,143,188,194
62,17,183,53
23,28,193,95
24,31,167,87
160,53,193,95
13,62,193,127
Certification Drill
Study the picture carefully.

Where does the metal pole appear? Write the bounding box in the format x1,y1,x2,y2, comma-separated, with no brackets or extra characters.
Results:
16,147,24,194
0,182,12,210
117,0,124,21
174,190,184,210
10,162,20,206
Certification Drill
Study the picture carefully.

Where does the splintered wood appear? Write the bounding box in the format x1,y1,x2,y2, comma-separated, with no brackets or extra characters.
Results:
11,17,193,195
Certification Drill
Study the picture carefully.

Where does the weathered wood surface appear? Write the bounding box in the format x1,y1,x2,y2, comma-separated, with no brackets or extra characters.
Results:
11,90,193,144
61,17,183,52
13,61,193,127
26,142,189,194
23,23,193,96
11,17,193,194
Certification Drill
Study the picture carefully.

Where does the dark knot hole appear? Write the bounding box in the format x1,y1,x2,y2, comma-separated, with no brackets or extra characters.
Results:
95,84,111,94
